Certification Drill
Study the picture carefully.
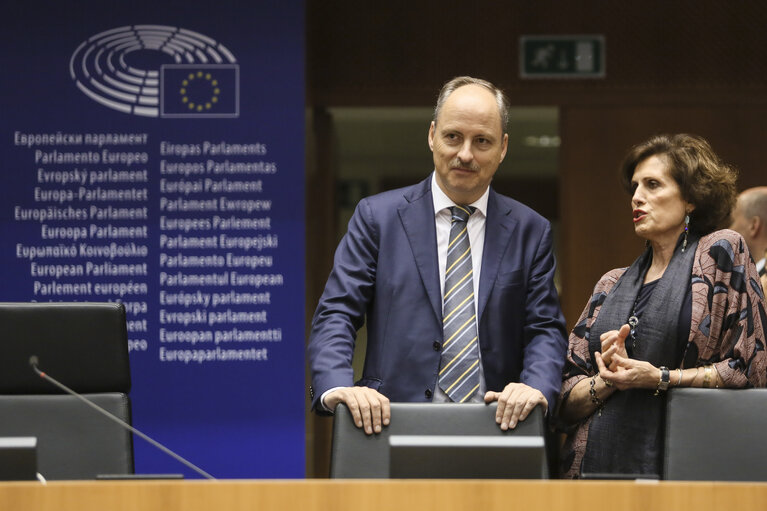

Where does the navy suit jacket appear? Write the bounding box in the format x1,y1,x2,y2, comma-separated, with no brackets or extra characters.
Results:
308,176,567,411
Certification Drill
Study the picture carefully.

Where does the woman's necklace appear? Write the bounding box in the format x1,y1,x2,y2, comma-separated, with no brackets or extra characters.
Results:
628,302,640,351
628,277,661,352
629,259,664,351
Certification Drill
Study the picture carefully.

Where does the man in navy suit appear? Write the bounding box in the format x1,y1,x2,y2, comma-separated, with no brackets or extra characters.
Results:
307,76,567,435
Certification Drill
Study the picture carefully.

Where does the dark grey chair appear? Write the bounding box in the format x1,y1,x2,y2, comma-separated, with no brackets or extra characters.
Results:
0,394,133,479
664,388,767,481
0,302,134,480
330,402,548,479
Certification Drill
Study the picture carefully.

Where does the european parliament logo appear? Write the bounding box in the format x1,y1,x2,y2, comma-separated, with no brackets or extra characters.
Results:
161,65,239,118
70,25,240,118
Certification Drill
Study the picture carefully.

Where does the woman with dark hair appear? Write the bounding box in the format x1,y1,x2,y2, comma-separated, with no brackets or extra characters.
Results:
558,133,767,479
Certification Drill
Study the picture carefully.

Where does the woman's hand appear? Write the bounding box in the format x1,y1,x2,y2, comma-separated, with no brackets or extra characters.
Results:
595,351,659,391
599,324,630,370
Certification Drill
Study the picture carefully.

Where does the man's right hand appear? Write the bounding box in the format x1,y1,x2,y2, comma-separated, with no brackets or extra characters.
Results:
325,387,390,435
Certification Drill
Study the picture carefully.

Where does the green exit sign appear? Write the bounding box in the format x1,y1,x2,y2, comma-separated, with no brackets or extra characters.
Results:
520,35,605,78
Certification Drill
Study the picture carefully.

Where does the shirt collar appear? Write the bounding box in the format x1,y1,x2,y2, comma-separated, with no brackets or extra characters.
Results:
430,172,489,217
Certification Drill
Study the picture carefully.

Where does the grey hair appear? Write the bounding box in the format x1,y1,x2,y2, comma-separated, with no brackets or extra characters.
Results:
740,186,767,222
433,76,509,132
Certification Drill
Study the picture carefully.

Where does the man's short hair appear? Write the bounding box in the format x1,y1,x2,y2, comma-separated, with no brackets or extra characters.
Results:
433,76,509,133
739,187,767,224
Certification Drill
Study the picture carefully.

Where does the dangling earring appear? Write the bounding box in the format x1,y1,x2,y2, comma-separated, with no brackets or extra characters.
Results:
682,214,690,252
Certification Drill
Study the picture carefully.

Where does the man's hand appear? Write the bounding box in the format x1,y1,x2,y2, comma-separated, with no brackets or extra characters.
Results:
484,383,547,431
325,386,390,435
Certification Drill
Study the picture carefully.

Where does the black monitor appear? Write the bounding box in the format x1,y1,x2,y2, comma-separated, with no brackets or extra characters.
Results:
330,402,548,479
389,434,545,479
0,302,131,394
0,437,37,481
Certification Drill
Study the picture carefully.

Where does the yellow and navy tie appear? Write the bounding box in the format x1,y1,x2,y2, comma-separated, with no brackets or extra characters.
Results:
438,205,480,403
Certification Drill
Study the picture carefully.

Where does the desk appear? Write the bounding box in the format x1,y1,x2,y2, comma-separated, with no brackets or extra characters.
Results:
1,479,765,511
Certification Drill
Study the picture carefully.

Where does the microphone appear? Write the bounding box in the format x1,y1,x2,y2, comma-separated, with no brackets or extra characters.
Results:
29,355,215,480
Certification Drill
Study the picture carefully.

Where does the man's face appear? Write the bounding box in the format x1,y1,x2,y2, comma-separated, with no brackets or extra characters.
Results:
428,84,508,205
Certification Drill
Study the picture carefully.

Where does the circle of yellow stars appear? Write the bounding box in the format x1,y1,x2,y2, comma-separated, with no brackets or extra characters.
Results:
179,71,220,111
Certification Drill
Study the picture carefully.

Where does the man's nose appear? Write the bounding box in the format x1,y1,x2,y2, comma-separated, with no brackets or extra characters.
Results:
457,141,473,163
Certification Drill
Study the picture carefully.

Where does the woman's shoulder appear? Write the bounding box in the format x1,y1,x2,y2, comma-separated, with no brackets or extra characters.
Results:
695,229,753,274
593,267,628,294
601,267,628,282
697,229,747,253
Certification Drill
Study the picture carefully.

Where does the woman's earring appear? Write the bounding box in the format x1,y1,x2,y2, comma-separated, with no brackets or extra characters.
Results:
682,214,690,252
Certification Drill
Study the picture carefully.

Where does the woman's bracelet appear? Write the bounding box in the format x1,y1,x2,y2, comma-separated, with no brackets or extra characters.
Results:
703,365,713,388
654,366,670,396
589,375,605,416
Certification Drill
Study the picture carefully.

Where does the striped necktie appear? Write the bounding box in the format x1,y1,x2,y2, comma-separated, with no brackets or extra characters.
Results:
438,205,480,403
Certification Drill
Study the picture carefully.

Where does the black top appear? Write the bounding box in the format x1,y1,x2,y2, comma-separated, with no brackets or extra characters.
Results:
627,279,691,366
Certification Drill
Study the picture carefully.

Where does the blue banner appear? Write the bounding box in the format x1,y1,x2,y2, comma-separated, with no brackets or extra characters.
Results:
1,1,305,478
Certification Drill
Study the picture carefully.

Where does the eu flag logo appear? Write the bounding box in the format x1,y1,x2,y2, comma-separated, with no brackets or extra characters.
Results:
161,64,239,118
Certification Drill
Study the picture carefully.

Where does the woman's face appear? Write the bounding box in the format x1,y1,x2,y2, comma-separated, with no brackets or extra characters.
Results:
630,155,692,245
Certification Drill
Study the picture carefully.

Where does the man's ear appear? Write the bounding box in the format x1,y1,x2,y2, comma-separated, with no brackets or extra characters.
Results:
751,215,763,238
428,121,435,151
500,133,509,163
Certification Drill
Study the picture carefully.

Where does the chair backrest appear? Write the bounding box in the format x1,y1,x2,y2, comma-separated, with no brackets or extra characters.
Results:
664,388,767,481
0,393,134,479
330,402,548,478
0,302,134,479
0,302,130,393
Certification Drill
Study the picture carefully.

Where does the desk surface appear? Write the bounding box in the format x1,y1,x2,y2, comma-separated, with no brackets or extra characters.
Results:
1,479,765,511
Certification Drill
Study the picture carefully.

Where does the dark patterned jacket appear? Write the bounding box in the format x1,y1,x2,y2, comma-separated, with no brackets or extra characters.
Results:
559,229,767,478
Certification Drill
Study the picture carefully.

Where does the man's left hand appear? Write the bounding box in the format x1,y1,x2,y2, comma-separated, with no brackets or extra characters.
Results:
484,383,547,430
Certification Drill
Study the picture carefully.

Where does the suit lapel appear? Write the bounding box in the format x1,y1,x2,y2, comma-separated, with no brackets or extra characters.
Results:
478,189,517,320
398,179,442,323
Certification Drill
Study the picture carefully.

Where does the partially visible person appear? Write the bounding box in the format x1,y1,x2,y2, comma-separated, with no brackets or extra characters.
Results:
730,186,767,290
558,134,767,479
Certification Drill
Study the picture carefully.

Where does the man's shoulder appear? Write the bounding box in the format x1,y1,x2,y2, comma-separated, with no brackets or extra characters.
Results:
359,177,430,209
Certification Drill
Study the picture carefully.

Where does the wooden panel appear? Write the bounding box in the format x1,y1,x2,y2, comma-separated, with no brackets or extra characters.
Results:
308,1,767,107
1,480,767,511
305,109,338,477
